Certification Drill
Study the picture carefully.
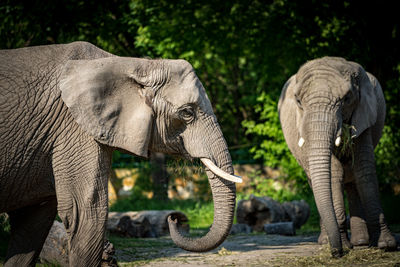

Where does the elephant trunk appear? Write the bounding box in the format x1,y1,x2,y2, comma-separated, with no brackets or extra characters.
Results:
168,120,236,252
306,111,342,257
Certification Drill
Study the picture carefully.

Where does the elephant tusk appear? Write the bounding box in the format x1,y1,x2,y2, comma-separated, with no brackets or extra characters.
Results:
335,136,341,147
200,158,242,183
298,137,305,147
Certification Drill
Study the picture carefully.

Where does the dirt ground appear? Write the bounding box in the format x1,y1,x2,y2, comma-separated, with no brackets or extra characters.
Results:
112,233,400,267
114,233,319,266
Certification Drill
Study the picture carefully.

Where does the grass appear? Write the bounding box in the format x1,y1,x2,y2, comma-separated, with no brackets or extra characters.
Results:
109,235,173,249
266,245,400,267
110,195,215,228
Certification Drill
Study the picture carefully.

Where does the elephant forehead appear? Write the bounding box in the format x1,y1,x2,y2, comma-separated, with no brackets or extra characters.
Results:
296,70,349,99
164,71,213,113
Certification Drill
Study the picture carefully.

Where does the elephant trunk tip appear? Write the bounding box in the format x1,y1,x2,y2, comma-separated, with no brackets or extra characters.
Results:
168,215,178,224
331,247,344,258
167,215,220,252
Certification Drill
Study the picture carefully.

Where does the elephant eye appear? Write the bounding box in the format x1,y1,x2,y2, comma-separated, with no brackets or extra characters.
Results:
179,107,195,123
295,95,303,109
344,91,354,105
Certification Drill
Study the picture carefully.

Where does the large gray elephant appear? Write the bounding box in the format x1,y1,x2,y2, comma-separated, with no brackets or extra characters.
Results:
278,57,396,257
0,42,241,266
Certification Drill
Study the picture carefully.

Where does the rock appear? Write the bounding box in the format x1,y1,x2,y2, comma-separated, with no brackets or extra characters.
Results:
230,223,252,235
107,210,189,237
39,221,69,267
281,200,310,229
40,221,117,267
264,222,295,236
236,195,310,232
236,195,286,231
115,215,155,238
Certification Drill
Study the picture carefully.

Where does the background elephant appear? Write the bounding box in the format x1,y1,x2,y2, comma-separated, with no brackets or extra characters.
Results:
0,41,241,266
278,57,396,257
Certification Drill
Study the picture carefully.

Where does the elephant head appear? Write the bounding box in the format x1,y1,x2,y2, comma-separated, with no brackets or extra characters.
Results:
279,57,380,256
59,57,241,252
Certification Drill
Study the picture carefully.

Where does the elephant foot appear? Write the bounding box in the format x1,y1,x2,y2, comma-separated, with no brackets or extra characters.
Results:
350,230,369,246
341,233,353,249
377,231,397,251
349,217,369,247
318,232,329,245
351,237,369,246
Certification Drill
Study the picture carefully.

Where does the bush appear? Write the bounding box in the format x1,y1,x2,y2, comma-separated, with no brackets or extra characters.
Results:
242,93,310,196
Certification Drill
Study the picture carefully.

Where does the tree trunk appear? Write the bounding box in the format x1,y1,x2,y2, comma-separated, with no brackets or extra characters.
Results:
150,152,169,201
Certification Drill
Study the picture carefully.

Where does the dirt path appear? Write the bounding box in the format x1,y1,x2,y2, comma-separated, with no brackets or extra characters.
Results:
112,232,400,267
114,234,321,266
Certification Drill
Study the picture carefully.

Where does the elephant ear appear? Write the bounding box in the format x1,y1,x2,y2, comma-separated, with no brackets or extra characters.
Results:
278,75,297,113
278,75,304,132
59,57,158,158
350,70,378,138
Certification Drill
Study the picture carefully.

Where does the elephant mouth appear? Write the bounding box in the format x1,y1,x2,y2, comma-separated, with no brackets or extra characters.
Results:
200,158,242,183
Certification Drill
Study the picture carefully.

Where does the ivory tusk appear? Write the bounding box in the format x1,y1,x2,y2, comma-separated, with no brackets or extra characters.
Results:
298,137,305,147
335,136,341,147
200,158,243,183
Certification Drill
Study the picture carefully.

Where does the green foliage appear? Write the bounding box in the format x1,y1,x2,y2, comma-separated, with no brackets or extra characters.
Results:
1,0,400,200
375,125,400,190
248,176,299,202
110,197,214,228
243,93,309,195
242,94,286,168
375,66,400,192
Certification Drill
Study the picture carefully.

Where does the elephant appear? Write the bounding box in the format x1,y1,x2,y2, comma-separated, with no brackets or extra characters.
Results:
0,41,242,266
278,57,396,257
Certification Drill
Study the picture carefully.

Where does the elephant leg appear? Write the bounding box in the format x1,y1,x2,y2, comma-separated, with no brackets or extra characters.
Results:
344,182,369,246
353,129,396,250
53,140,112,266
5,197,57,267
330,155,351,248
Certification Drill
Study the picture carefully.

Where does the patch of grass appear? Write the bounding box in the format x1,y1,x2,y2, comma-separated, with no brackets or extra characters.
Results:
108,235,173,249
267,245,400,267
217,247,233,256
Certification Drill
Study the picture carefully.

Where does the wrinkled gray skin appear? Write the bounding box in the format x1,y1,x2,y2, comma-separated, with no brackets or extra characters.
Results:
0,42,236,266
278,57,396,257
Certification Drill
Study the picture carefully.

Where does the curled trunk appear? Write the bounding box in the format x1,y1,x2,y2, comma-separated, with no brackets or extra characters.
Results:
168,173,235,252
168,123,236,252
